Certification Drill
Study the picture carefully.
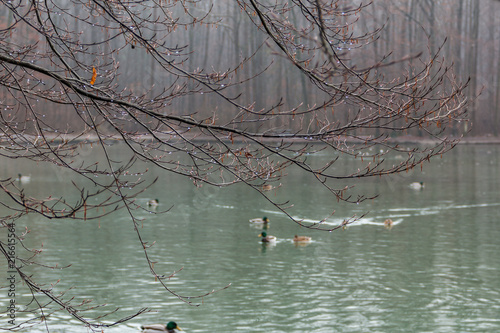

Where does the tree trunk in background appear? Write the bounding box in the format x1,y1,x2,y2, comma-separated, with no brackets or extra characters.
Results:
495,7,500,137
467,0,479,135
452,0,464,136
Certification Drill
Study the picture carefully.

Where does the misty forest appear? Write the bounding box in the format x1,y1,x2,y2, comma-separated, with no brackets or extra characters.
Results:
0,0,499,332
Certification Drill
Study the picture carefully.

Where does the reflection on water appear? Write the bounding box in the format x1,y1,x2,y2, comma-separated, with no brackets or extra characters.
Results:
1,145,500,332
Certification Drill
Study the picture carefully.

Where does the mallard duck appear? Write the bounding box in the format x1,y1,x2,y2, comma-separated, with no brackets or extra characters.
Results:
147,199,159,207
262,184,273,191
249,216,270,224
409,182,424,190
293,235,312,243
16,173,31,183
140,321,182,333
258,231,276,243
384,218,393,228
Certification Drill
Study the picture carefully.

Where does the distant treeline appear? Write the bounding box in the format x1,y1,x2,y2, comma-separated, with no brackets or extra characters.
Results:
1,0,498,137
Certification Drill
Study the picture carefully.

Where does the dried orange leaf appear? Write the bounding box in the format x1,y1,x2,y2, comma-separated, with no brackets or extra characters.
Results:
90,67,97,85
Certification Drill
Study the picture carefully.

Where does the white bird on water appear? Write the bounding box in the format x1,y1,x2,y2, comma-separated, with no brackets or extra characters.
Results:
409,182,424,190
16,173,31,183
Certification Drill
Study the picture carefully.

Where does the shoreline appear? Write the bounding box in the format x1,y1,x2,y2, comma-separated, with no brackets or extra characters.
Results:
2,133,500,146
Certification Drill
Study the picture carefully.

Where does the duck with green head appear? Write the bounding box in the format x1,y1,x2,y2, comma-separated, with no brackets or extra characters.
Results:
16,173,31,183
140,321,181,333
249,216,270,224
258,231,276,243
147,198,159,207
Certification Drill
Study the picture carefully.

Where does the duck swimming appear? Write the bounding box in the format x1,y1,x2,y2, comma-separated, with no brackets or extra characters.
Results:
409,182,424,190
293,235,312,243
249,216,270,224
147,199,159,207
262,184,273,191
384,218,393,228
258,231,276,243
140,321,182,333
16,173,31,183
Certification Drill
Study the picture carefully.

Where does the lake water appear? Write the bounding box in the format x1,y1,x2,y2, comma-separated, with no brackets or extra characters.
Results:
1,143,500,332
